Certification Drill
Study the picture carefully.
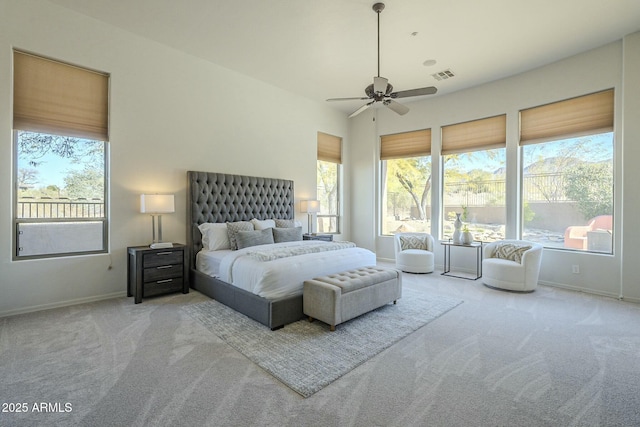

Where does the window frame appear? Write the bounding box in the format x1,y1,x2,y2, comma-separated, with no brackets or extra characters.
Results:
379,129,432,237
12,50,109,260
440,115,507,242
316,159,341,234
518,90,615,254
13,131,109,260
317,132,342,234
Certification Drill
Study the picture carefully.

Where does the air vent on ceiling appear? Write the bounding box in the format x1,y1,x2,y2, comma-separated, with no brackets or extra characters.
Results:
431,69,455,81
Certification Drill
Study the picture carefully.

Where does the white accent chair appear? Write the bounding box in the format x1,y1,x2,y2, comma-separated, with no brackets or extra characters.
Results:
394,232,435,274
482,240,543,292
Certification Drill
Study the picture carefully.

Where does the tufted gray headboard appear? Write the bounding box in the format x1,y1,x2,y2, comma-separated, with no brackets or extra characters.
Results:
187,171,295,267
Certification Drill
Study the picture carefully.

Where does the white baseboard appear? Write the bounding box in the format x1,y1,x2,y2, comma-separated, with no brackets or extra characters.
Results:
0,291,127,318
538,280,640,303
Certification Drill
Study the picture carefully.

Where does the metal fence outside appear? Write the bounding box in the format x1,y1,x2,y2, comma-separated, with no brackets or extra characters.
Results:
444,173,568,206
17,198,105,219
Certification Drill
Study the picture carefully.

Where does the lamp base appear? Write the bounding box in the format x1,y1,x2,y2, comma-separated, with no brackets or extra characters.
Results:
150,242,174,249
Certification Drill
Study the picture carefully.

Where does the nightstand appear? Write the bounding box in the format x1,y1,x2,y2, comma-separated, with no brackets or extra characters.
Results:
303,233,334,242
127,244,188,303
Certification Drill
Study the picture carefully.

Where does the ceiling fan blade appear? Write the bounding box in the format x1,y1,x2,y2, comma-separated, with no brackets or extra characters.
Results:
373,76,388,94
349,101,375,118
327,96,371,102
391,86,438,99
384,99,410,116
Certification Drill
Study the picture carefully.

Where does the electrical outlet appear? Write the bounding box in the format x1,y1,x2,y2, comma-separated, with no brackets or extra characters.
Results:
572,265,580,274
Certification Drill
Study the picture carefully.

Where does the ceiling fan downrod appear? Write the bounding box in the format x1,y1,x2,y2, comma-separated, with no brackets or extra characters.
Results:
373,3,385,78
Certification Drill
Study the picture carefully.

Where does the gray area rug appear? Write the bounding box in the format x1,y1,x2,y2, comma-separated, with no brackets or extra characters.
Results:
184,288,462,397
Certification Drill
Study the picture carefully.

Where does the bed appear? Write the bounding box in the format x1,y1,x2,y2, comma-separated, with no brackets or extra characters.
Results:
187,171,376,330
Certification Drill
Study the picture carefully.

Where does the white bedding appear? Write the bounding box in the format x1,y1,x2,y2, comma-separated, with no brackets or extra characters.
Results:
196,249,233,277
196,240,376,300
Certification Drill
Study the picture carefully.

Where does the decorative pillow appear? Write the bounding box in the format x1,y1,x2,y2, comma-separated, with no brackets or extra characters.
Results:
198,222,230,251
275,219,296,228
235,228,275,249
250,218,276,230
226,221,254,250
272,226,303,243
493,243,532,263
399,235,427,251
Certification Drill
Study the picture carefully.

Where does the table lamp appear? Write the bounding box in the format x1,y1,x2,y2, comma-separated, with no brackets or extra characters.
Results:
300,200,320,235
140,194,175,249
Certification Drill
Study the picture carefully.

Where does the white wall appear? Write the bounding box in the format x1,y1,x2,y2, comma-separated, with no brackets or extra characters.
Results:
348,37,640,302
0,1,349,316
621,31,640,302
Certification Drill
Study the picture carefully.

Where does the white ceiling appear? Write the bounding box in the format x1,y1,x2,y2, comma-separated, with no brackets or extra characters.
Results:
48,0,640,115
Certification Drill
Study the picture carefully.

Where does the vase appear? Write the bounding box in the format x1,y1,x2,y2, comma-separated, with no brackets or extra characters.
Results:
452,213,463,244
462,230,473,245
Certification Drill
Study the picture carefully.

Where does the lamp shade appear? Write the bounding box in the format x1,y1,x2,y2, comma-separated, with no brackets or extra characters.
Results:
301,200,320,214
140,194,175,214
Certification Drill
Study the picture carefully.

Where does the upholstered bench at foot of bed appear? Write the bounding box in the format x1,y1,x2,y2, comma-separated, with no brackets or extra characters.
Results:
303,266,402,331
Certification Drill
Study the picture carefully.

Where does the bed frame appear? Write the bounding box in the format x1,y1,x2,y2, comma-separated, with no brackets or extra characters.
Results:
187,171,304,330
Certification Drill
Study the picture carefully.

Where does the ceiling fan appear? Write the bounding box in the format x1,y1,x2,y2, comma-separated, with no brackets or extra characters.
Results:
327,2,437,118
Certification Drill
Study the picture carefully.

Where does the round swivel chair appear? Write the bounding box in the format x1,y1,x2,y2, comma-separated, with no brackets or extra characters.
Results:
394,232,435,274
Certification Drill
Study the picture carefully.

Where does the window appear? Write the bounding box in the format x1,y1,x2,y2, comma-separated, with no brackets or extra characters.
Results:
317,132,341,233
441,115,506,242
380,129,431,235
520,90,614,253
13,50,109,259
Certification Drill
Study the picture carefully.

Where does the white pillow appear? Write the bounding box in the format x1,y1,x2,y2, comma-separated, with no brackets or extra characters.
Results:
198,223,231,251
250,218,276,230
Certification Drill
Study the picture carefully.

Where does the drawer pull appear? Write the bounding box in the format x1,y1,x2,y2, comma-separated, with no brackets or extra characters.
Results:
156,279,173,284
156,265,173,270
156,252,173,255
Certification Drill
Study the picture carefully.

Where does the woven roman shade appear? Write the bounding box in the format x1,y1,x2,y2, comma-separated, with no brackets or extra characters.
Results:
317,132,342,164
441,115,506,155
13,50,109,141
380,129,431,160
520,89,614,146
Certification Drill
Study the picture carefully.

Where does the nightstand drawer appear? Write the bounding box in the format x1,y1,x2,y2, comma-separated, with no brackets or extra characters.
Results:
143,277,184,297
144,264,183,282
143,250,183,267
